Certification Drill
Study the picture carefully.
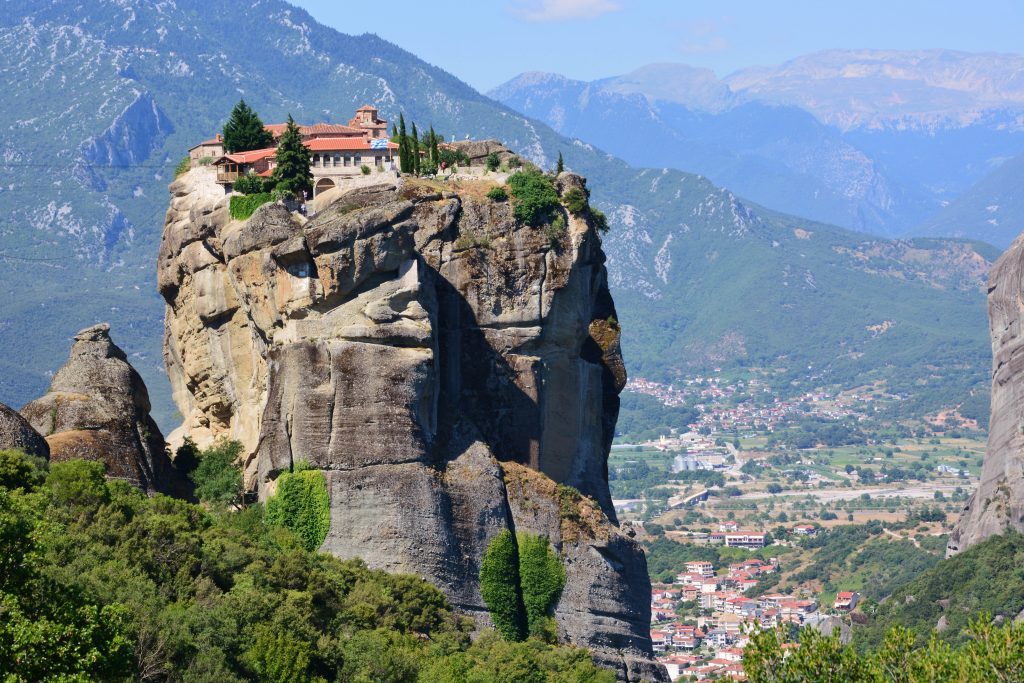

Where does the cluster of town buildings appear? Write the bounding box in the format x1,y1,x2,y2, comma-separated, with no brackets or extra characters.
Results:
650,555,860,680
626,376,875,437
188,105,399,198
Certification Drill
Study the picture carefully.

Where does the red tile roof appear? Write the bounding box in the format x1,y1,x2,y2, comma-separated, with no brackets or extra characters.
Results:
305,138,397,151
264,123,364,137
214,147,277,164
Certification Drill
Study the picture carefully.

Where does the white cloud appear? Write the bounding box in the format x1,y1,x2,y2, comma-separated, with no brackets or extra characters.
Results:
508,0,622,22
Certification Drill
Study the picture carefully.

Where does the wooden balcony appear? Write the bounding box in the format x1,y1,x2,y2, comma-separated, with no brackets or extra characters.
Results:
216,170,240,184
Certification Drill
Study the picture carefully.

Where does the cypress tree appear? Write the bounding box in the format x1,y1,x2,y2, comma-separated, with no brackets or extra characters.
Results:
271,115,312,199
390,123,398,140
556,151,564,174
398,114,410,173
479,530,528,641
411,122,421,176
222,99,274,153
429,126,440,168
517,533,566,635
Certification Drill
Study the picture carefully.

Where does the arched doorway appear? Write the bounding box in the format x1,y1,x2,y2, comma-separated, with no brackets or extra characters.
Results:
314,177,336,198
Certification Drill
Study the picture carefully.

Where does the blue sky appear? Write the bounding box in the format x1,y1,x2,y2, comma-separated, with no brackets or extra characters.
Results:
289,0,1024,93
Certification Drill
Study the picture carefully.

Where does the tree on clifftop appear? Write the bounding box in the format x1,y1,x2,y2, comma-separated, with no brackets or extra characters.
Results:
222,99,274,153
271,115,312,198
412,122,422,176
398,113,411,173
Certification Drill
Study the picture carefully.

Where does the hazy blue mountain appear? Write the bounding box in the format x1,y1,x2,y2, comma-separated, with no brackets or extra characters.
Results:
491,53,1024,238
912,152,1024,249
0,2,994,427
726,49,1024,131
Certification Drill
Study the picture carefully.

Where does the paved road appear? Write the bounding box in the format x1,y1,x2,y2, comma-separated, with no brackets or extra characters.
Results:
736,482,963,502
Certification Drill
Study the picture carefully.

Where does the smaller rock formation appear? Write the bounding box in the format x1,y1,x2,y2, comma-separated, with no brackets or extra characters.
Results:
449,139,525,167
0,402,49,459
20,324,184,494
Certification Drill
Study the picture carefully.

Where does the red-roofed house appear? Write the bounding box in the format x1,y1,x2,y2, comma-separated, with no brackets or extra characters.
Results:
835,591,860,611
724,532,766,549
686,561,715,578
212,147,278,185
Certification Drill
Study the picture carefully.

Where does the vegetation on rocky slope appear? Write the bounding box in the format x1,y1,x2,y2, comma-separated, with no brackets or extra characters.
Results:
0,448,613,682
852,531,1024,650
744,617,1024,682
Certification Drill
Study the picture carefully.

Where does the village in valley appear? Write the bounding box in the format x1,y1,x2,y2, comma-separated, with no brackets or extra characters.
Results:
614,373,985,680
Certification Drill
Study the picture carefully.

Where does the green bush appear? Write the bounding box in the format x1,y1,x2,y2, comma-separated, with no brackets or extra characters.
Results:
589,207,609,234
485,151,501,172
438,147,470,168
480,530,527,641
0,449,46,490
360,164,371,175
507,169,561,227
47,460,110,514
243,625,314,683
229,192,274,220
518,533,566,636
174,155,191,177
486,186,508,202
189,439,243,506
508,156,523,169
264,462,330,552
233,173,271,195
562,187,588,214
545,213,566,247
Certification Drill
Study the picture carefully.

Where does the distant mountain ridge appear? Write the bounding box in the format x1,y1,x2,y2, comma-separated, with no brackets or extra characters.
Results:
0,2,994,429
726,49,1024,131
491,51,1024,238
914,152,1024,248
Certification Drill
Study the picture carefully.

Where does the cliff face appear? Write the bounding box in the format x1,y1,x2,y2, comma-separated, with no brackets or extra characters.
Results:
160,166,664,681
949,234,1024,555
20,324,185,494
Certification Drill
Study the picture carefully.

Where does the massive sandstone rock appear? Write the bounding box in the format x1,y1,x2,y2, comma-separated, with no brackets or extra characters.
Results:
160,165,664,681
0,401,49,459
20,324,184,495
950,233,1024,555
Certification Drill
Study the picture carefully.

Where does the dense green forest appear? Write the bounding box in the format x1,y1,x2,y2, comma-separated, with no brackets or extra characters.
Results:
0,448,613,682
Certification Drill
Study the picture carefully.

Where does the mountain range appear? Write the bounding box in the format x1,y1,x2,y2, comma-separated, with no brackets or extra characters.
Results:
491,52,1024,240
0,1,997,427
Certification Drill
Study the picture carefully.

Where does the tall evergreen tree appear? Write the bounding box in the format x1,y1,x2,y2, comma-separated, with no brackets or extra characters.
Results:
222,99,274,153
271,115,312,198
411,123,421,176
398,114,410,173
429,126,440,168
556,151,564,174
390,123,398,140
